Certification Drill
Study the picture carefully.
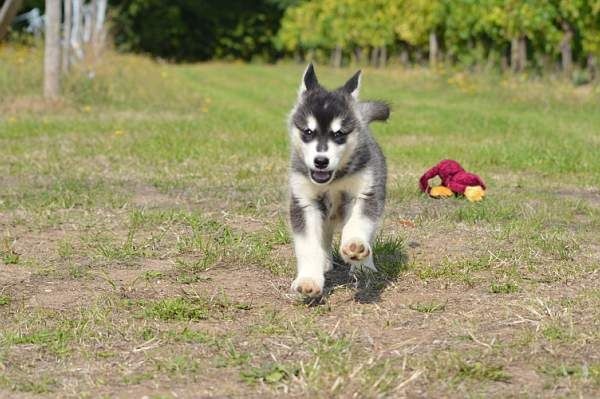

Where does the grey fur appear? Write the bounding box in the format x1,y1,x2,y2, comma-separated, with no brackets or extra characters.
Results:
291,151,309,177
289,195,305,233
354,126,387,221
332,140,372,180
336,191,352,221
314,193,331,220
357,101,390,123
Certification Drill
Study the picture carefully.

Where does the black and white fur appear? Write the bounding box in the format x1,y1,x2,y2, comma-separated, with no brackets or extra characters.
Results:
288,64,389,297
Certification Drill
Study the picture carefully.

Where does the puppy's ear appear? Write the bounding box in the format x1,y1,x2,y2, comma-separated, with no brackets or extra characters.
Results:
299,63,319,96
343,70,361,99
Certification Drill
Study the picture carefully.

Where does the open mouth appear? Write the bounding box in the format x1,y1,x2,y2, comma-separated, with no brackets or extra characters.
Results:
310,170,333,184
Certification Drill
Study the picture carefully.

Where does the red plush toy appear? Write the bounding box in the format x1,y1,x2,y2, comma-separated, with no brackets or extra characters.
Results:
419,159,486,202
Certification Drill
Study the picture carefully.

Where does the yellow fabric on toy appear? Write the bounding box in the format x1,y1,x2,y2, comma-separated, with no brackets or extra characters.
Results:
429,186,453,198
464,185,485,202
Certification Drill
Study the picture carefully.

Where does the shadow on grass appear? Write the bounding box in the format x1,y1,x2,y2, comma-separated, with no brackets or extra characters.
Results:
322,235,409,304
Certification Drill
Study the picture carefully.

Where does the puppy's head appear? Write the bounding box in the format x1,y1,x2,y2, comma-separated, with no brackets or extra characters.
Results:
289,64,363,185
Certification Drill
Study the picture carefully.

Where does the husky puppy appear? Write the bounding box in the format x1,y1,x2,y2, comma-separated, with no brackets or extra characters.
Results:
288,64,390,297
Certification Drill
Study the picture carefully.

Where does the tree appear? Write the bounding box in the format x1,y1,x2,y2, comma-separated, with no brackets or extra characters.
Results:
493,0,559,72
0,0,23,40
44,0,61,99
581,0,600,77
112,0,283,62
394,0,447,67
62,0,72,72
275,0,598,75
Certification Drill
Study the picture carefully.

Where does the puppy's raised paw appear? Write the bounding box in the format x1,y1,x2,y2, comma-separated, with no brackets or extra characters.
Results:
291,276,323,297
341,238,371,262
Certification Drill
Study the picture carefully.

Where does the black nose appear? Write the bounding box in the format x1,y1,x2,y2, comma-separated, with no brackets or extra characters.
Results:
314,156,329,169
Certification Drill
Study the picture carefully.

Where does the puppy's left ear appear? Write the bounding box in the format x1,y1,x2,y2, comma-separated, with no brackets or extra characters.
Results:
343,70,361,99
299,63,319,96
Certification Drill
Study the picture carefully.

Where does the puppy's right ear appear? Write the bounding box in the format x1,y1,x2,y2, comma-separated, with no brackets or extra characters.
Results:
299,63,319,96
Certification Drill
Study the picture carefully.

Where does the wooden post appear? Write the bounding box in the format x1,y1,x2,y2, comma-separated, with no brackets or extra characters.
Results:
518,36,527,71
587,55,597,81
71,0,83,59
560,22,573,76
331,45,342,68
355,47,362,65
400,49,409,66
429,31,438,68
370,47,379,67
379,46,387,68
44,0,61,99
511,36,527,73
62,0,72,73
92,0,107,55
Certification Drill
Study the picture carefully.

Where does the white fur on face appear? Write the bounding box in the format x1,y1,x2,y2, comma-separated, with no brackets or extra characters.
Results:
330,117,341,133
291,127,358,180
300,139,346,173
307,115,317,131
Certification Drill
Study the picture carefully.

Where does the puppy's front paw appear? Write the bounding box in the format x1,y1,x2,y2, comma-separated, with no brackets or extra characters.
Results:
291,276,323,297
341,238,371,263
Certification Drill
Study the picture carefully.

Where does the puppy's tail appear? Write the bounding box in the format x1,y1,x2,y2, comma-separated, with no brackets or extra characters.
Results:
357,101,390,124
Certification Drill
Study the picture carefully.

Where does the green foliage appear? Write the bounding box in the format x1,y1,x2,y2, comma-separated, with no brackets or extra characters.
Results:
110,0,284,61
14,0,600,70
277,0,600,72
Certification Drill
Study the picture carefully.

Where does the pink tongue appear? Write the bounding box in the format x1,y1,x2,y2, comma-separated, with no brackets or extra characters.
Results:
313,171,330,180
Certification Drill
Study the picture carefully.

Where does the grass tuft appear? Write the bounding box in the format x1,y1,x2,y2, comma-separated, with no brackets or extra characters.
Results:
489,281,520,294
409,301,446,313
455,361,510,382
141,297,210,321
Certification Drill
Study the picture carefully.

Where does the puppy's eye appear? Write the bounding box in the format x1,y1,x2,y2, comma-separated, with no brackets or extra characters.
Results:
332,130,346,138
303,129,313,136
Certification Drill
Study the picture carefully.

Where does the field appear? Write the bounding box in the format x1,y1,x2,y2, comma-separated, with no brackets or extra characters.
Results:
1,44,600,398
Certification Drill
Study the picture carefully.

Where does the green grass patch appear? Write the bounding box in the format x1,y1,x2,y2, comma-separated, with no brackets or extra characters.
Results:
409,301,446,313
154,355,200,375
3,328,72,356
542,325,573,342
0,295,11,306
1,237,19,265
539,362,600,386
489,281,520,294
417,258,491,285
241,363,298,385
454,360,510,383
0,374,57,394
140,297,210,321
137,295,251,321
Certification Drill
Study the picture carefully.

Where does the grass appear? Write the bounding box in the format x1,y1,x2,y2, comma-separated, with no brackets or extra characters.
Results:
409,301,446,313
0,295,10,306
0,43,599,397
489,281,520,294
455,360,511,383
